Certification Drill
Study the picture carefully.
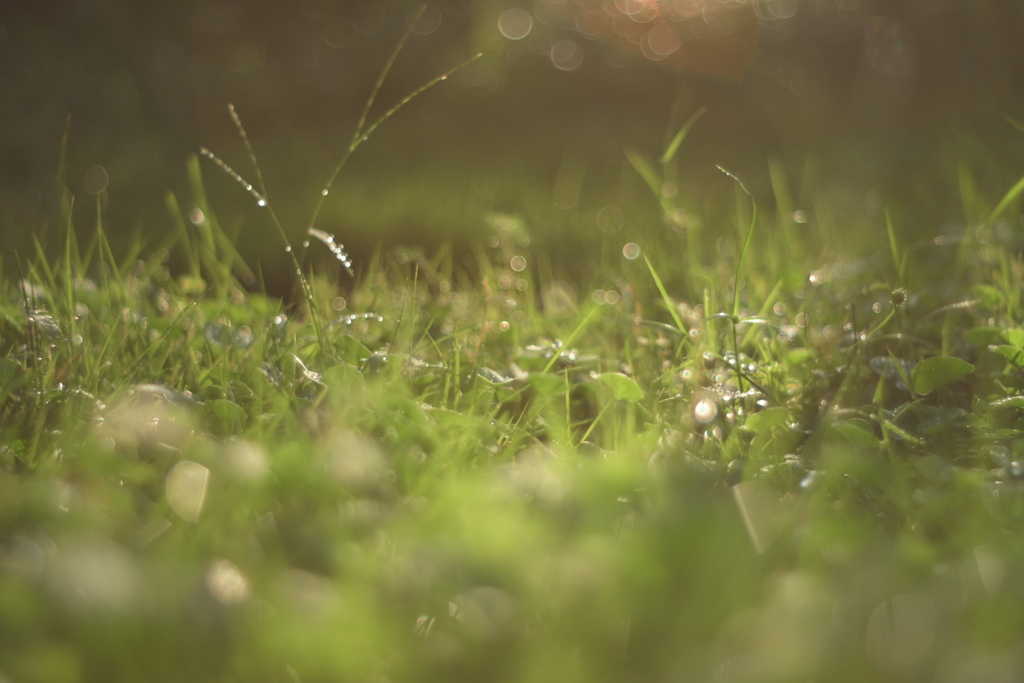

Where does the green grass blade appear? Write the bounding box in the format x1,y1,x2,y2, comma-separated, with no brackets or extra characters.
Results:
718,166,757,319
988,172,1024,226
660,106,707,164
542,306,599,374
643,254,686,335
885,208,904,283
625,147,663,199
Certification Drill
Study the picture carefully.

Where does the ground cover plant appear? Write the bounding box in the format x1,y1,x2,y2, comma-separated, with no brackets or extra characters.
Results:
9,12,1024,683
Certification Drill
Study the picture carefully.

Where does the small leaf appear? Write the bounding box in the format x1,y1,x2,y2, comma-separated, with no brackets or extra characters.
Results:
971,284,1003,309
744,407,789,434
334,335,372,363
528,373,565,396
1004,329,1024,349
596,372,644,402
911,406,967,435
829,420,879,449
966,327,1004,346
991,395,1024,410
992,345,1024,367
911,356,974,394
916,455,953,483
786,348,813,366
206,399,245,433
0,359,26,393
323,363,364,390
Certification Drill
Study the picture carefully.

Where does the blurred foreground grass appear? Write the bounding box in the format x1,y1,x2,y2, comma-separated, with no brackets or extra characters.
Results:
6,119,1024,682
10,9,1024,681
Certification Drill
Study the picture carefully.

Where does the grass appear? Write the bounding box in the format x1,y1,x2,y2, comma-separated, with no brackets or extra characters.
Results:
8,31,1024,683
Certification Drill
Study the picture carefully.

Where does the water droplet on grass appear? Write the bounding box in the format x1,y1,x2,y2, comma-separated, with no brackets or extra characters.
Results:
303,241,310,248
285,246,292,252
308,228,354,274
321,189,329,196
256,199,266,207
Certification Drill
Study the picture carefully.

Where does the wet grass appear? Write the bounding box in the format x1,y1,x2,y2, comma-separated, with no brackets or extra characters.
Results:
9,35,1024,683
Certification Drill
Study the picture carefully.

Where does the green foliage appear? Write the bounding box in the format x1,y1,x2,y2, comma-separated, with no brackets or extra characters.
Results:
11,38,1024,683
911,356,975,395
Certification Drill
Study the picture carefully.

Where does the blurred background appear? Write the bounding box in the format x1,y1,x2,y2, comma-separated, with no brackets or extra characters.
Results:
3,0,1024,292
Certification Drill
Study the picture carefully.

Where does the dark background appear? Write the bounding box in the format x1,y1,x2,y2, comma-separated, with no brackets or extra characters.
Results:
3,0,1024,291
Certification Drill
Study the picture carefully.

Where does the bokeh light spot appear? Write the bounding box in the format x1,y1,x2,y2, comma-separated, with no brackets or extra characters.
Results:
206,559,250,605
551,39,584,71
83,165,109,195
408,4,442,36
622,243,640,260
866,594,937,671
694,397,718,423
597,205,624,233
498,8,533,40
166,460,210,523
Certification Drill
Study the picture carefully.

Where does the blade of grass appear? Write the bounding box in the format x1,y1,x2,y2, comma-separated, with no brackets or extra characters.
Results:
717,166,757,320
625,148,664,201
660,106,707,164
885,208,905,284
308,32,482,230
988,172,1024,227
642,254,686,335
542,306,600,374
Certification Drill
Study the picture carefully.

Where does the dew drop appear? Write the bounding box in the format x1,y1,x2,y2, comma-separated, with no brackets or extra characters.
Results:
303,241,310,248
285,246,292,252
321,189,329,196
440,75,448,80
257,199,267,207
